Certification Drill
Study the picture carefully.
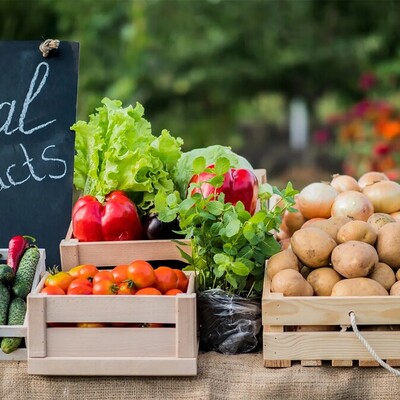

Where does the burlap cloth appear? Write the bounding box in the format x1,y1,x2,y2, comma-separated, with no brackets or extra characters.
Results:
1,351,399,400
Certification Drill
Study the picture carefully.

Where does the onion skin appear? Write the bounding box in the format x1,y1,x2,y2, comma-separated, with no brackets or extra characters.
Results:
358,171,389,190
331,190,374,221
297,182,338,219
330,174,360,193
362,180,400,214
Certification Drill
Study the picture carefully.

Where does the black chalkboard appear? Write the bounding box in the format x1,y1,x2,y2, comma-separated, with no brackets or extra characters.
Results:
0,41,79,268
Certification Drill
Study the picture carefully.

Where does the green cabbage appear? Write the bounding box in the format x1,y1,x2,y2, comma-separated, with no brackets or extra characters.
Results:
72,98,183,212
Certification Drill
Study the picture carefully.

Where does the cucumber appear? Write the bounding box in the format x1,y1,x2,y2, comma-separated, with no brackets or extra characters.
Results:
0,264,15,285
1,297,27,354
0,282,10,325
11,246,40,300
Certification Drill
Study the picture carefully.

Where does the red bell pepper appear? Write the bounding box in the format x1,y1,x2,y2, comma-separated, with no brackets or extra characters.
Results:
6,235,35,273
189,165,259,215
72,191,143,242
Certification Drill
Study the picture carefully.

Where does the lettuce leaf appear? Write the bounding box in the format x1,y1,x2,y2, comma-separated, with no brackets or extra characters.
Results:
72,98,183,212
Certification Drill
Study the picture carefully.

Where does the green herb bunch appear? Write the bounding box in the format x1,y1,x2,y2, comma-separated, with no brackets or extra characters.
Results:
155,157,297,297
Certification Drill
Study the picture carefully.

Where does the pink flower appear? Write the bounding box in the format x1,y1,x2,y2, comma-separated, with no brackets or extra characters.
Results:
313,129,330,145
373,142,391,156
359,72,377,91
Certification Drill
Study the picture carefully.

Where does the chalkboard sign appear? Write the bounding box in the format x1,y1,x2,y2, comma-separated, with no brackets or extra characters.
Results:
0,40,79,268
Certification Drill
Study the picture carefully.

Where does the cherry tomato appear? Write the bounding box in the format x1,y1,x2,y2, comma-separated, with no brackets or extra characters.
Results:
92,279,118,295
92,270,115,285
111,264,129,284
164,288,184,296
127,260,156,289
44,271,74,292
153,266,178,294
135,287,162,295
40,286,65,295
173,269,189,292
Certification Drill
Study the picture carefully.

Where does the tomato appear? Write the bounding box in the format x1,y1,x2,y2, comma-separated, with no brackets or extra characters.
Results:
78,264,99,280
153,266,178,294
40,286,65,295
135,287,162,295
111,264,129,284
68,264,86,278
127,260,156,289
173,269,189,292
44,271,74,292
92,279,118,295
117,281,136,295
68,277,93,290
92,270,115,285
67,283,93,295
164,288,183,296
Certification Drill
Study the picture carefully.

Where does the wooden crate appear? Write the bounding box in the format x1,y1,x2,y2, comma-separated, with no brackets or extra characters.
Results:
0,248,46,361
262,267,400,368
27,256,197,376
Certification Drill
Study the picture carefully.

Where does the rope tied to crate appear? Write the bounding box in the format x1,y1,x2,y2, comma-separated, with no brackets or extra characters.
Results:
39,39,60,57
349,311,400,377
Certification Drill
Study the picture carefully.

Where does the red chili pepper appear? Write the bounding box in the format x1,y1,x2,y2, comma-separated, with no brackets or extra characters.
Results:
189,165,259,215
6,235,36,273
72,191,143,242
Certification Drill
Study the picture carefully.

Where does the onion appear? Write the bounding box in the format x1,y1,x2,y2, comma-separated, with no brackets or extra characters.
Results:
281,195,307,235
358,171,389,190
331,190,374,221
297,182,338,219
330,174,360,192
301,217,327,228
362,180,400,214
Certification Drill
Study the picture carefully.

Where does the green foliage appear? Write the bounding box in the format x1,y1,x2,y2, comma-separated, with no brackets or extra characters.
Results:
155,157,297,296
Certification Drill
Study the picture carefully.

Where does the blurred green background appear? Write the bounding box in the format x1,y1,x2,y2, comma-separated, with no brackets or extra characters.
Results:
2,0,400,189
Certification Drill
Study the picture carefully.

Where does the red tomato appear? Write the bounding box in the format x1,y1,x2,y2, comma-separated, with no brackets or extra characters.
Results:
68,277,93,290
44,271,74,292
92,270,115,285
127,260,156,289
67,283,93,295
111,264,129,284
135,287,162,295
92,279,118,295
153,266,178,294
164,288,183,296
78,264,99,280
40,286,65,295
117,281,136,295
173,269,189,292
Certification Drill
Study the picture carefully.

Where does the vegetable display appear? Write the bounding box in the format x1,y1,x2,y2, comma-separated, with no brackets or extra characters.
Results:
72,191,143,242
270,170,400,298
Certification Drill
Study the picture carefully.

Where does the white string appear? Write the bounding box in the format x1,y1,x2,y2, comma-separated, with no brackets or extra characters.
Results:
349,311,400,377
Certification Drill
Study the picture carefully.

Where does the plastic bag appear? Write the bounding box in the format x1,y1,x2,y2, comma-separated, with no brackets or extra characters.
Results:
197,288,262,355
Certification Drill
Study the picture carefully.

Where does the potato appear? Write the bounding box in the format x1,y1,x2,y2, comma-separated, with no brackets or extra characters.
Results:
290,227,337,268
307,216,352,242
397,269,400,281
368,262,396,291
267,248,301,280
367,212,396,232
390,281,400,295
306,267,342,296
376,222,400,269
331,240,378,278
331,277,388,296
270,269,314,296
336,220,377,245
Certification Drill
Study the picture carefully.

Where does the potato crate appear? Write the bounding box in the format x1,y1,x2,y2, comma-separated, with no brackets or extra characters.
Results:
0,248,46,361
27,247,198,376
262,267,400,368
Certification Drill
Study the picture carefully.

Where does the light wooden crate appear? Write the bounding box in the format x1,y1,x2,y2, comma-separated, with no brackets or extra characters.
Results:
0,248,46,361
262,265,400,368
27,255,197,376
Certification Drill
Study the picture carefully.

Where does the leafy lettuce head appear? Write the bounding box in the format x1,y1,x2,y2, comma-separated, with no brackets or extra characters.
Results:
71,98,183,212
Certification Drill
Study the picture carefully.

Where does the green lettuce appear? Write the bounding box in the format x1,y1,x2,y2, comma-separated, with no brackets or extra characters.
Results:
72,98,183,212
